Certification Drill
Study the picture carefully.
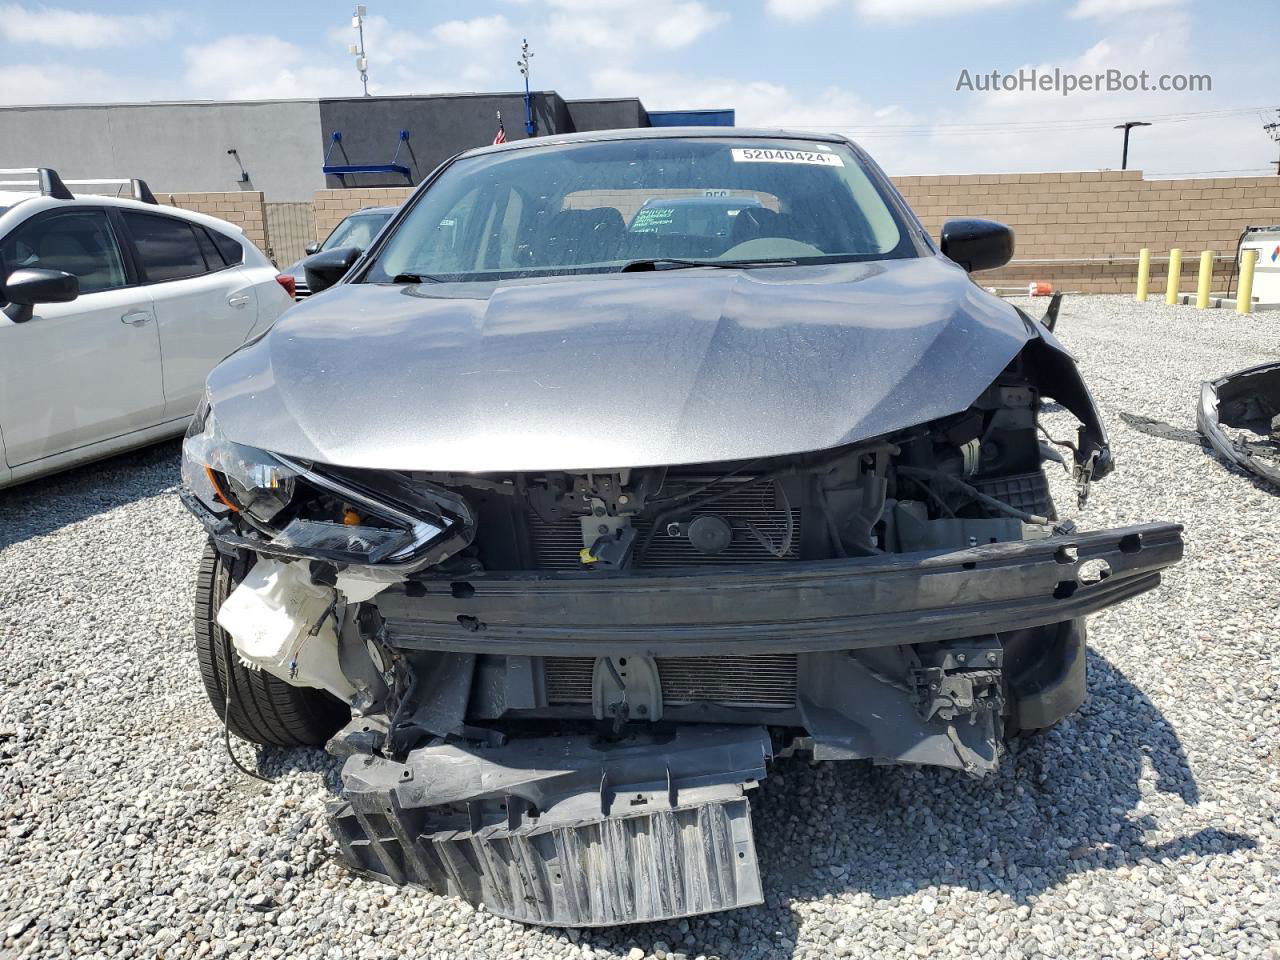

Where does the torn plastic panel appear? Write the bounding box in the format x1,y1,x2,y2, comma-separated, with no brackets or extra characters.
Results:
328,725,771,926
1197,361,1280,489
318,626,1076,924
1119,361,1279,492
1039,292,1063,333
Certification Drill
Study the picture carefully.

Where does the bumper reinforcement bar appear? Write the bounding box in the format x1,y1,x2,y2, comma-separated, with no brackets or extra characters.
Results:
371,522,1183,656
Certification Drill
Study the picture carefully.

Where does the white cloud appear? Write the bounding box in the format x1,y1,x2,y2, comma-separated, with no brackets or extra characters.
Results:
183,35,353,100
319,13,511,94
0,3,174,49
546,0,650,8
586,64,921,161
765,0,843,21
884,15,1273,177
652,3,728,47
578,10,1270,180
1068,0,1184,19
548,1,726,52
853,0,1025,21
0,63,130,103
432,14,513,48
326,14,431,65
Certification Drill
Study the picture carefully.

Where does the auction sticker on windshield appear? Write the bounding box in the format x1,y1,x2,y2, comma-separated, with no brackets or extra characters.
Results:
731,148,844,166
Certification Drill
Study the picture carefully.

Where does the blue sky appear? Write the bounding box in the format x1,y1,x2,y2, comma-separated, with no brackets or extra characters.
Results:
0,0,1276,176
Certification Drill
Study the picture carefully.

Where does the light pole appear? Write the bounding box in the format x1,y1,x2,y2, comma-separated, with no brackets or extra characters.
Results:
1264,109,1279,175
350,5,370,97
517,39,536,136
1113,121,1151,170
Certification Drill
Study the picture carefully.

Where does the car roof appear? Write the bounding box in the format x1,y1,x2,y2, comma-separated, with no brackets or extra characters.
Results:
458,126,850,161
0,191,42,205
0,189,153,205
0,192,250,239
350,206,397,216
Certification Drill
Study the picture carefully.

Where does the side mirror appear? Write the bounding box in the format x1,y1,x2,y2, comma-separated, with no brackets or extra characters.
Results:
939,219,1014,272
304,242,320,255
2,268,80,323
303,246,360,295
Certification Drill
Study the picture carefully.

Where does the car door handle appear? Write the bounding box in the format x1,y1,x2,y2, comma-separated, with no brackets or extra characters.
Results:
227,294,252,308
120,310,152,326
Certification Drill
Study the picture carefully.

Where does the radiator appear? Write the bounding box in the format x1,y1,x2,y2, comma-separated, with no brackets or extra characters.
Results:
543,654,799,709
526,480,801,570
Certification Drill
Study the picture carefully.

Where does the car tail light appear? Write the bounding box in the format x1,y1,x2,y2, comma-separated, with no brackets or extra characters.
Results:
276,274,297,299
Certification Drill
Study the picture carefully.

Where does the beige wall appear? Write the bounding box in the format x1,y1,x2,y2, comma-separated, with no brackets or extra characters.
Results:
314,187,413,237
161,191,270,258
308,173,1280,294
890,170,1280,293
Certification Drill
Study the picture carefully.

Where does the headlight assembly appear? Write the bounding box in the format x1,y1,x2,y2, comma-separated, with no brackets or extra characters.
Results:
182,405,297,524
181,400,472,568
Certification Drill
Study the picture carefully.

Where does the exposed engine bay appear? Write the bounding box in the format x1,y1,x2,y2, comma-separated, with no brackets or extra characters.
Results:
185,335,1183,926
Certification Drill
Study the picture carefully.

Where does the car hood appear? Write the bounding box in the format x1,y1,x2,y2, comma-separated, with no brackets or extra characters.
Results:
206,257,1036,472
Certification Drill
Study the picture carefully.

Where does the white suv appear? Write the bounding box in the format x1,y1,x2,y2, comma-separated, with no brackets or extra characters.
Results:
0,168,293,489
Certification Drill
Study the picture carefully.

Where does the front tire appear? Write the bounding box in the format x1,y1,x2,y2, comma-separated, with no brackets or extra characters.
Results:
193,542,349,747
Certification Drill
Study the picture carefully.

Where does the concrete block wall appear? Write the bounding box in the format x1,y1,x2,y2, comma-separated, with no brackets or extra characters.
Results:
161,191,270,257
890,171,1280,293
314,187,413,237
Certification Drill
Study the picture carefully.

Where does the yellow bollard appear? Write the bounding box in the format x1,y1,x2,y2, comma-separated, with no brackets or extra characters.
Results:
1237,249,1257,315
1165,248,1182,305
1136,247,1151,301
1196,250,1214,308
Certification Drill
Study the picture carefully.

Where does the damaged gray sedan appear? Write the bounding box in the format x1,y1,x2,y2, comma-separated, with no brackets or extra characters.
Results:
179,129,1184,926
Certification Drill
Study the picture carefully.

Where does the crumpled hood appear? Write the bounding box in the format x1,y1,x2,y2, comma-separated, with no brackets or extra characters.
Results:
206,257,1035,472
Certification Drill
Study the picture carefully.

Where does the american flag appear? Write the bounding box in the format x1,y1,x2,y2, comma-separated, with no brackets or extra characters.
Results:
493,121,506,145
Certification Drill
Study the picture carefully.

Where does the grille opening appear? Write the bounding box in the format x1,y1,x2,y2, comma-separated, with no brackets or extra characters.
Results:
543,654,798,709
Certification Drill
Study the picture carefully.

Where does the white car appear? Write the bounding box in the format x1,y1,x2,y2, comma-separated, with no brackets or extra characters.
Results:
0,168,293,489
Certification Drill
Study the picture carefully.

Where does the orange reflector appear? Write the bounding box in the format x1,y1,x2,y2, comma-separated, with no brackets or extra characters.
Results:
343,509,362,526
205,467,239,512
1028,282,1054,297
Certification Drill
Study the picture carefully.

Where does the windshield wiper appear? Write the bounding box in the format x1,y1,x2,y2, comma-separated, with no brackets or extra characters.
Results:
619,257,798,273
390,272,441,284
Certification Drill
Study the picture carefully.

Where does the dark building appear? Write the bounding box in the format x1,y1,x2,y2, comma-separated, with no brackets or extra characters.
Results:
318,93,735,190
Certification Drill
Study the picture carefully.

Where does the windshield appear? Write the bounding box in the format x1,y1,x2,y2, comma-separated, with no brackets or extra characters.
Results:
323,212,391,252
363,137,915,283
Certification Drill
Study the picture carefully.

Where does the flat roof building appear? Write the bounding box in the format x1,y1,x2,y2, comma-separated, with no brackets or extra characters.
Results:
0,92,734,202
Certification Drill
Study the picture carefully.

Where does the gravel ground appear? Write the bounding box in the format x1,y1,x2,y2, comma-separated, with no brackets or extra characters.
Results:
2,294,1278,960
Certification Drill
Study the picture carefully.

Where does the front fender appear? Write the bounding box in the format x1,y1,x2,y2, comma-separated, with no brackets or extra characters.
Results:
1019,315,1114,481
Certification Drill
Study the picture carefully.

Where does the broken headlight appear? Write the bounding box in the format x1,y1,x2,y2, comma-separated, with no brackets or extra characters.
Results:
182,404,298,524
181,399,468,567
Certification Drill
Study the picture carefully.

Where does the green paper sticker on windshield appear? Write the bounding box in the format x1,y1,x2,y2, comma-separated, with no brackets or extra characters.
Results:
630,207,675,232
